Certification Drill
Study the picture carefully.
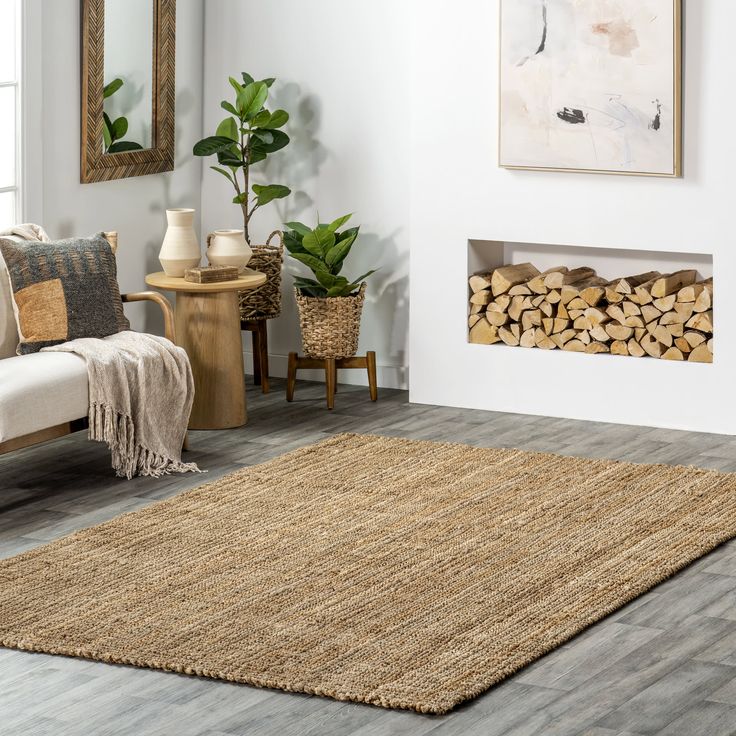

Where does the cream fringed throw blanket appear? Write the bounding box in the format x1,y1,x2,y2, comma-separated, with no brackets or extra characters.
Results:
43,331,201,479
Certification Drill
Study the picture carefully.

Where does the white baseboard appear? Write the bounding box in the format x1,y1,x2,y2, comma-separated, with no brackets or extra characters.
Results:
243,351,408,390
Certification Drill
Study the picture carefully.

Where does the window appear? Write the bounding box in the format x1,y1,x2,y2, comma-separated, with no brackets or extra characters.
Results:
0,0,20,229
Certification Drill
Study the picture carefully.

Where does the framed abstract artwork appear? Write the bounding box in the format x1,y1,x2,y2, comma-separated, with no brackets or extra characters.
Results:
499,0,682,177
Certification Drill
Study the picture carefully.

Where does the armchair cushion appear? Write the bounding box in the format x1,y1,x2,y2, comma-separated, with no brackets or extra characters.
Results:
0,352,88,443
0,233,130,355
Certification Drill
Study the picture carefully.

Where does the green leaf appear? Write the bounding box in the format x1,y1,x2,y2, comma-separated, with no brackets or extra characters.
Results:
241,72,255,86
283,231,307,254
327,213,353,233
352,270,377,283
290,252,326,274
314,269,338,289
103,114,113,149
303,229,336,258
237,82,268,120
232,193,248,205
251,110,272,127
260,109,289,129
216,117,239,142
284,221,312,237
260,77,276,88
108,140,144,153
103,78,123,98
327,283,352,297
193,136,239,157
221,100,239,116
229,76,244,95
325,232,357,267
246,148,267,165
250,129,289,154
111,117,128,140
252,183,291,207
253,129,274,145
210,166,235,184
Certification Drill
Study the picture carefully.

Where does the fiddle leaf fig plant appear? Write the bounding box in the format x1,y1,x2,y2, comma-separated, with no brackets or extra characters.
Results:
284,214,376,297
193,72,291,244
103,78,144,154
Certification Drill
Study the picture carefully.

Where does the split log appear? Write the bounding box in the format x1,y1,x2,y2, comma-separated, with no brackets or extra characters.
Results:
641,305,662,324
585,342,609,354
491,263,541,296
562,339,586,352
611,340,629,356
589,324,611,343
651,270,697,299
606,323,634,341
508,284,533,296
612,271,662,294
468,272,493,293
499,325,520,347
520,329,536,348
522,309,542,332
535,329,556,350
640,334,663,358
468,314,482,329
470,290,493,306
694,281,714,313
544,267,596,290
662,347,685,361
469,320,499,345
628,339,646,358
689,344,713,363
683,331,707,349
686,311,713,333
653,295,677,313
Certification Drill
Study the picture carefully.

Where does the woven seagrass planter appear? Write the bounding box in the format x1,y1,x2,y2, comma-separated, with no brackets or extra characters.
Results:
239,231,284,322
295,283,366,359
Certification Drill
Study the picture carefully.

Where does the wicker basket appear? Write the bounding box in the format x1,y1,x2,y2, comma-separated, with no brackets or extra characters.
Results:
238,231,284,322
295,283,366,359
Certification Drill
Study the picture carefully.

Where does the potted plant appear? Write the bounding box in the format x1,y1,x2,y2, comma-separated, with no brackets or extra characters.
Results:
284,214,376,359
193,72,290,318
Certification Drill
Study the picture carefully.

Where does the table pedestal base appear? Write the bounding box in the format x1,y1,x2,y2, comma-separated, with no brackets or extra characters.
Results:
176,291,246,429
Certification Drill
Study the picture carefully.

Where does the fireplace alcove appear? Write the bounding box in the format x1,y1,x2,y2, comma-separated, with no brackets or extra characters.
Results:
468,240,714,363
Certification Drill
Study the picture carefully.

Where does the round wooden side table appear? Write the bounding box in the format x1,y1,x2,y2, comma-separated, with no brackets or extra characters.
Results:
145,269,267,430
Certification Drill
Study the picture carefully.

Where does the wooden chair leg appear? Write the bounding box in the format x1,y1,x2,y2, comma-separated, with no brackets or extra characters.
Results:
258,321,270,394
333,360,338,394
251,327,262,386
367,351,378,401
286,352,298,402
325,358,336,410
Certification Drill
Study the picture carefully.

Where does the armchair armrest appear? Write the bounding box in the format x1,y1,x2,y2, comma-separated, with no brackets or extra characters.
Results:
121,291,176,343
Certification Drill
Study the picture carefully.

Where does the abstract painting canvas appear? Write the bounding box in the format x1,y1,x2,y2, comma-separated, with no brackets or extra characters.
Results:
499,0,681,176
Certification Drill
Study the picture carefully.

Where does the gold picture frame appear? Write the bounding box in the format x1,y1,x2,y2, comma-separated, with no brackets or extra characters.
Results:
498,0,682,178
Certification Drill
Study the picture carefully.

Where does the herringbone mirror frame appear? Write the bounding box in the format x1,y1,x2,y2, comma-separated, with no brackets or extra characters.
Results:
80,0,176,183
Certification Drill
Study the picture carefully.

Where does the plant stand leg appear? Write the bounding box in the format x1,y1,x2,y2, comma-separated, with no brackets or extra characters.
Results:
286,352,298,402
367,351,378,401
251,326,262,387
259,321,270,394
325,358,336,410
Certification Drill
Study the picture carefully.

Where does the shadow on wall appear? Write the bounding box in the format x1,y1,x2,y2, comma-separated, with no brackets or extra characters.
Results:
142,88,201,336
256,82,409,381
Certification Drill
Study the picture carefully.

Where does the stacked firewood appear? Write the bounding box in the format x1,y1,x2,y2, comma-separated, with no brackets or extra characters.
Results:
468,264,713,363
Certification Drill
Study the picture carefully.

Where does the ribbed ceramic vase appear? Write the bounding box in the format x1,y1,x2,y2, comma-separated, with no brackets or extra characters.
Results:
159,208,201,277
206,229,253,273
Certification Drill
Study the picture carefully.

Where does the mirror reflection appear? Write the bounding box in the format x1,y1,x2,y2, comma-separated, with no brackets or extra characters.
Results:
102,0,153,153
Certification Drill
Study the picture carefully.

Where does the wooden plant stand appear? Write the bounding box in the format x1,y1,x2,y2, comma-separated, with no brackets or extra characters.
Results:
286,352,378,410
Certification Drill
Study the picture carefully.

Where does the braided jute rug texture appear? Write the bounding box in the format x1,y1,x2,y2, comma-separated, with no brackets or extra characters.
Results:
1,433,736,714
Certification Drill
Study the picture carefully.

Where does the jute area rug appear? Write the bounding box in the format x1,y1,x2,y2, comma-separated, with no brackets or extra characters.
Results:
1,434,735,714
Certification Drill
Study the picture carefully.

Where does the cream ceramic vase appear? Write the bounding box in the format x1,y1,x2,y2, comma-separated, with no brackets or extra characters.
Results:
159,208,201,277
206,229,253,273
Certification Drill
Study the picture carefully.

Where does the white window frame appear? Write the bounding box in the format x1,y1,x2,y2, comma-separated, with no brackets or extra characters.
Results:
0,0,22,225
19,0,43,225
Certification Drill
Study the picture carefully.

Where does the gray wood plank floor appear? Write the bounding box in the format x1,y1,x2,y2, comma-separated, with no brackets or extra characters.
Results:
2,377,736,736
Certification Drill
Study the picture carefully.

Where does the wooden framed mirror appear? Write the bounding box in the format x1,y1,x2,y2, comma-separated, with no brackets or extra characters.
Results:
80,0,176,183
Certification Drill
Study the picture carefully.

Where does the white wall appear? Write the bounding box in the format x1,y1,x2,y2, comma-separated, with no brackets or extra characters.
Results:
38,0,205,334
410,1,736,434
202,0,411,389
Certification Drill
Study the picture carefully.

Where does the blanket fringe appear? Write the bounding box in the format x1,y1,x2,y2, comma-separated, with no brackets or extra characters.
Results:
89,403,202,480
